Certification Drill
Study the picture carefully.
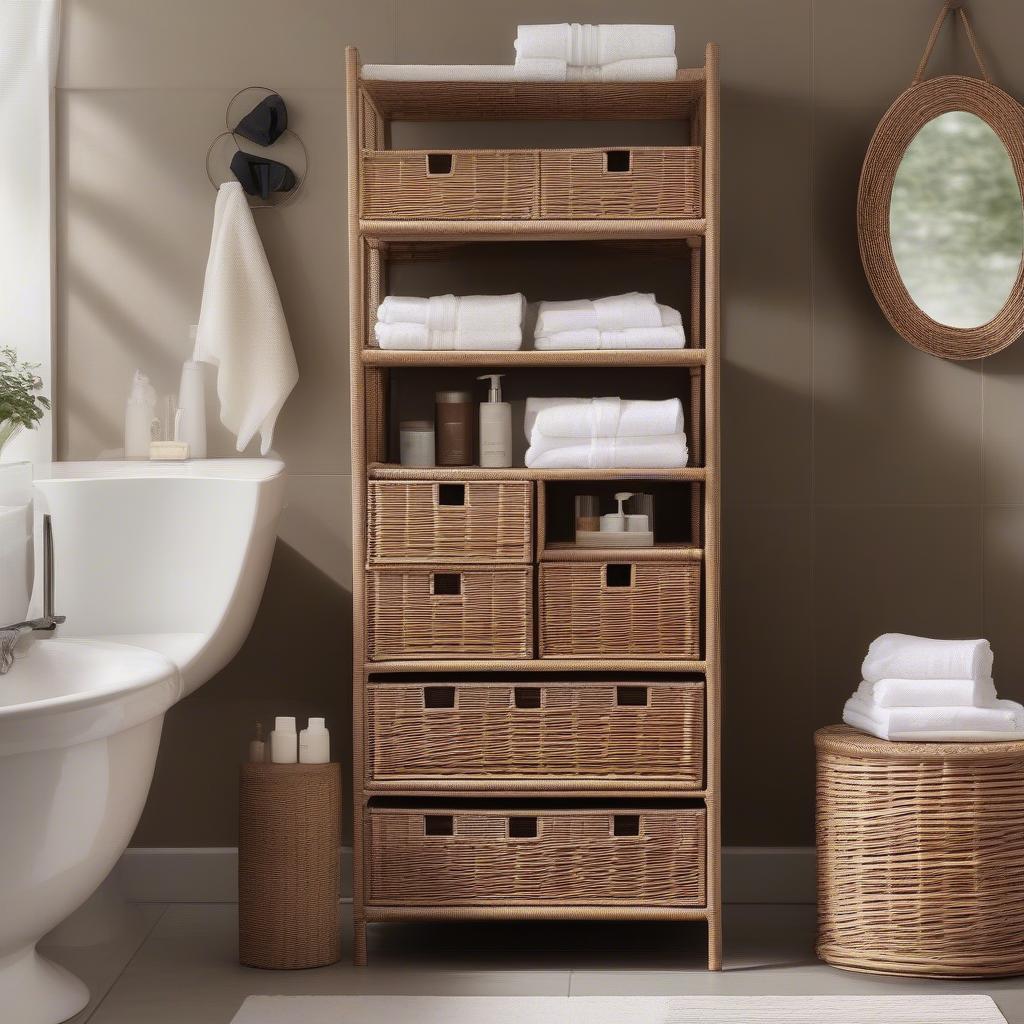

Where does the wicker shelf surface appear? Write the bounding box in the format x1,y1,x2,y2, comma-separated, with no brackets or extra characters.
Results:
361,218,706,242
368,463,706,482
361,348,707,367
366,657,707,674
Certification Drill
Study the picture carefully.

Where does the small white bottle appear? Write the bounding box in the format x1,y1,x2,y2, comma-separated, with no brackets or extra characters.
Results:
477,373,512,468
247,722,266,763
124,370,158,459
177,332,207,459
270,716,298,763
299,717,330,764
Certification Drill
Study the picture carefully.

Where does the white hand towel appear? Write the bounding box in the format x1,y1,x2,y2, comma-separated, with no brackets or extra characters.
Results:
862,633,994,683
193,182,298,455
374,322,522,351
514,24,676,64
843,694,1024,741
536,293,664,335
858,677,999,709
525,397,683,441
524,433,688,469
534,324,686,351
374,293,524,350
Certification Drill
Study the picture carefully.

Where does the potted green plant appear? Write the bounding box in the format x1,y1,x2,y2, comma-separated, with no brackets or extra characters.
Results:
0,347,50,456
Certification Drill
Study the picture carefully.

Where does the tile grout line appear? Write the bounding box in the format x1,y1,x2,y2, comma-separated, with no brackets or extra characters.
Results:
80,904,170,1024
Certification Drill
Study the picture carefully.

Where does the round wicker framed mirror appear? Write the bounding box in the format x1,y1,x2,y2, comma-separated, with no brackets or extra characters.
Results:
858,1,1024,360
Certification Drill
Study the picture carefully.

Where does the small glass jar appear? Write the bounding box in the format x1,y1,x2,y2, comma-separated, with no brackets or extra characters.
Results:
399,420,435,467
434,390,474,466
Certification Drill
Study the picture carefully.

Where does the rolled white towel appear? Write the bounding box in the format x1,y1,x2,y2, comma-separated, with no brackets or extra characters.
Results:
862,633,994,683
525,397,683,441
525,433,688,469
514,24,676,64
844,694,1024,741
858,677,999,709
536,293,664,335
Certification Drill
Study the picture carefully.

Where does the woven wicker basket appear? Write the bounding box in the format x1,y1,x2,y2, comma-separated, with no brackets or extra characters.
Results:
540,147,702,219
238,763,341,970
360,149,539,220
538,559,701,659
365,805,706,906
367,481,533,564
815,725,1024,978
365,679,705,789
366,565,533,660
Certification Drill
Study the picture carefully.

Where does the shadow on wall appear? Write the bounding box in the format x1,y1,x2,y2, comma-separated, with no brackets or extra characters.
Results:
132,539,354,846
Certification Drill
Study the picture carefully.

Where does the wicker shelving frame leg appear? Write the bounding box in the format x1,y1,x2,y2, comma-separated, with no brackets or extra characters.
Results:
346,43,721,970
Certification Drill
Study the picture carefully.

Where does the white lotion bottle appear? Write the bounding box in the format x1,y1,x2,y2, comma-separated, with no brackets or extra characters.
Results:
477,373,512,468
124,370,158,459
177,326,207,459
270,716,298,763
299,718,330,764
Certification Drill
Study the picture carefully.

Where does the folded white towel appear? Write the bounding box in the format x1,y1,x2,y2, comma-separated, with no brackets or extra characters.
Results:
193,182,298,455
524,433,688,469
360,60,677,83
862,633,994,683
858,677,999,709
374,293,524,350
525,397,683,441
536,293,665,335
843,694,1024,741
514,24,676,64
534,325,686,350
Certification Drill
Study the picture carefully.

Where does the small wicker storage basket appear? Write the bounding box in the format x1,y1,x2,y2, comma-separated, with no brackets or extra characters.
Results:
367,481,533,564
538,559,701,659
815,725,1024,978
365,679,705,789
365,805,706,906
540,147,702,219
366,565,533,660
360,149,539,220
238,763,341,970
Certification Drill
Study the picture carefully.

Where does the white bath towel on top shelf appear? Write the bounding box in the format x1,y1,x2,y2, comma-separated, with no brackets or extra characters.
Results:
843,693,1024,742
524,397,683,441
859,676,999,709
862,633,994,683
374,293,524,351
525,433,688,470
514,23,676,64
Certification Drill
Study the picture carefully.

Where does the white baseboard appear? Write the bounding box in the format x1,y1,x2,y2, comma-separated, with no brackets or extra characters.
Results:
117,846,814,905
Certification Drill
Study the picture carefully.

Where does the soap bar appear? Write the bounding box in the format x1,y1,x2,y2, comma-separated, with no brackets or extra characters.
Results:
149,440,190,461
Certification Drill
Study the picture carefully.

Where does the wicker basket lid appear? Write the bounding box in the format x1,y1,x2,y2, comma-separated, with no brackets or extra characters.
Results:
815,723,1024,761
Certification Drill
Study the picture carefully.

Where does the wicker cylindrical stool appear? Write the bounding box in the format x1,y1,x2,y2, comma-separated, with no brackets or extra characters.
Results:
238,762,341,969
815,725,1024,978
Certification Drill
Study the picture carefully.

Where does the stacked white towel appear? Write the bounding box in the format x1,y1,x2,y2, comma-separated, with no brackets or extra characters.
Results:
363,24,678,84
842,633,1024,741
534,292,686,351
524,396,688,469
374,294,525,351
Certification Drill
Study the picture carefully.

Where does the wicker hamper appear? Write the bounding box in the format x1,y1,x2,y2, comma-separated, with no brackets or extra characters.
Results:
815,725,1024,977
238,762,341,969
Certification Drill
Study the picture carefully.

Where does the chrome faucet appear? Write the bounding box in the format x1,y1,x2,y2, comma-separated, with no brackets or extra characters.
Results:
0,515,66,673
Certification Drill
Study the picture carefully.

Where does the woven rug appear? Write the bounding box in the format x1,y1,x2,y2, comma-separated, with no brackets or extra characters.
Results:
230,994,1006,1023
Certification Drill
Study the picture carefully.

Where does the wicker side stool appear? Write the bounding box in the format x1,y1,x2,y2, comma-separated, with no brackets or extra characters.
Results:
815,725,1024,978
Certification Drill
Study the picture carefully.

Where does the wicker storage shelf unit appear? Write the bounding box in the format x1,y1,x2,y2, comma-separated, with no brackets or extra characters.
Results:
361,149,539,220
816,725,1024,978
366,679,705,790
367,481,532,564
365,805,707,906
540,147,702,219
367,565,533,661
539,559,702,659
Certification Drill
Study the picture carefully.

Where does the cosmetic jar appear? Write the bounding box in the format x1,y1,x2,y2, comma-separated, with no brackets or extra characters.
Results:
435,390,474,466
399,420,435,467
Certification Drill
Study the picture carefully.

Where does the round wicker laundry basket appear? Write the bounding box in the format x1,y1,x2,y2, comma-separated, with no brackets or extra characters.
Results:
815,725,1024,978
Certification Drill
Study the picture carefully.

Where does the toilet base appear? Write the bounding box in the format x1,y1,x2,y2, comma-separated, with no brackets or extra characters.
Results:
0,946,90,1024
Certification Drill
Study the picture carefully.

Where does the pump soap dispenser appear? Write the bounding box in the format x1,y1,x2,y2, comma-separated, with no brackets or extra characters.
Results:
477,373,512,468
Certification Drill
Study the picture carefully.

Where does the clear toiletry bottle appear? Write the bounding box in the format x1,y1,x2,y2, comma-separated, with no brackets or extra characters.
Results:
124,370,159,460
477,373,512,468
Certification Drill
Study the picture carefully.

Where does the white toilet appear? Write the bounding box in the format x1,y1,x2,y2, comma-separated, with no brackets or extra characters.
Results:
0,458,285,1023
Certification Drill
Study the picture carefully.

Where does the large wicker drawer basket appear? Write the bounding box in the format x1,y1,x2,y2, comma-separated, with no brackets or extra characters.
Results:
815,725,1024,978
365,678,705,790
365,805,707,907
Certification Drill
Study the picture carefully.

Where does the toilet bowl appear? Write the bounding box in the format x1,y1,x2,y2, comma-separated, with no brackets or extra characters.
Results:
0,458,285,1023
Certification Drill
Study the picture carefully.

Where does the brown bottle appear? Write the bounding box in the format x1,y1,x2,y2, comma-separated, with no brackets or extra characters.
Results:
434,390,474,466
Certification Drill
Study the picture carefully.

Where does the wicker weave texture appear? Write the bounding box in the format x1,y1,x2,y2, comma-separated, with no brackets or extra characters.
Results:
365,680,705,787
367,481,533,564
366,806,706,906
539,560,701,659
238,763,342,969
361,149,539,220
367,565,533,660
815,725,1024,978
540,148,702,219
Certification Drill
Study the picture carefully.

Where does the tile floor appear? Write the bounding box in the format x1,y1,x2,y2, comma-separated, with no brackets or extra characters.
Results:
41,903,1024,1023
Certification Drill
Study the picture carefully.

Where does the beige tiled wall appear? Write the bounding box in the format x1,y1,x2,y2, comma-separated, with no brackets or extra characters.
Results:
56,0,1024,848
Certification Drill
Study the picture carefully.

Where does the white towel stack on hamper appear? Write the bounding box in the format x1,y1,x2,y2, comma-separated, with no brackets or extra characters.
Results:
842,633,1024,741
363,24,678,83
534,292,686,351
374,294,525,351
524,396,688,469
